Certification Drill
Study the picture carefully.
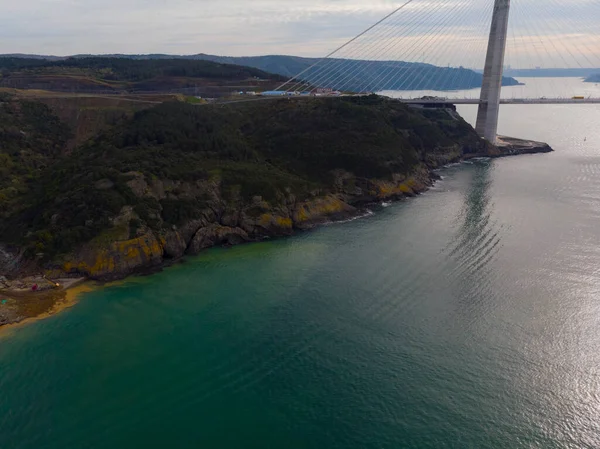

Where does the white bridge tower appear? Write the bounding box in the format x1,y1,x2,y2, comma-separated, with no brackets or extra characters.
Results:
476,0,511,144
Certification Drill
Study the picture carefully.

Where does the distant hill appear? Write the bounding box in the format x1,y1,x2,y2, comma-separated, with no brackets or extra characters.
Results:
504,68,600,78
193,54,318,78
0,57,284,95
0,53,64,61
1,53,520,92
191,54,521,91
585,74,600,83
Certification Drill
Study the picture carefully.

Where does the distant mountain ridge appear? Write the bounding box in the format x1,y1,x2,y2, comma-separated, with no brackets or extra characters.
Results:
1,53,520,91
159,54,522,91
504,68,600,78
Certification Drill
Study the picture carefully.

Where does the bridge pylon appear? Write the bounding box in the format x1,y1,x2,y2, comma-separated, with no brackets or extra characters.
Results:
476,0,511,144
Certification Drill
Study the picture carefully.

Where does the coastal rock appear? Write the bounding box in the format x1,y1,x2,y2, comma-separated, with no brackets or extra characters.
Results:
424,144,465,167
162,231,187,259
220,207,241,228
253,213,294,236
370,178,416,198
63,232,165,280
235,196,295,237
178,214,215,243
0,245,12,274
187,225,250,255
463,136,553,159
494,136,553,156
0,245,21,277
293,195,356,229
366,171,429,200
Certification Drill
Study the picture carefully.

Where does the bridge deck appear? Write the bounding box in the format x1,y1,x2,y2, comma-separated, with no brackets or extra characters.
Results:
399,98,600,105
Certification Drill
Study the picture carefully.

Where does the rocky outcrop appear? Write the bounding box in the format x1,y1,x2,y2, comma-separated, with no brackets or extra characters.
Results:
53,170,442,280
0,245,23,277
464,136,553,159
62,232,165,280
178,218,213,244
187,225,250,255
253,213,294,234
293,195,356,229
162,231,187,259
0,245,13,274
48,137,550,282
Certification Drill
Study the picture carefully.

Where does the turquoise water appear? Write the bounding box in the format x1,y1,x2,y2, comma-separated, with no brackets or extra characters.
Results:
2,80,600,448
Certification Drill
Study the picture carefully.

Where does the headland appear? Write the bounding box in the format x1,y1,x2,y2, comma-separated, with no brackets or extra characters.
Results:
0,87,552,328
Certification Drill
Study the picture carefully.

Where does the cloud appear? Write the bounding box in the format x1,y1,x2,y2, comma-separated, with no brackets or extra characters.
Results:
0,0,598,68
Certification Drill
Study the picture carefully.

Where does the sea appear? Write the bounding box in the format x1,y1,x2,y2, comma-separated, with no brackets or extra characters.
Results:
1,78,600,449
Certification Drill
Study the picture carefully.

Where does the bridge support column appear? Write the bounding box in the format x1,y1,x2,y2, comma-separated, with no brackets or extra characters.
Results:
476,0,510,144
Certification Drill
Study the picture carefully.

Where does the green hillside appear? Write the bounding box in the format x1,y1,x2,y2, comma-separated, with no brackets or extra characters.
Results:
0,95,487,270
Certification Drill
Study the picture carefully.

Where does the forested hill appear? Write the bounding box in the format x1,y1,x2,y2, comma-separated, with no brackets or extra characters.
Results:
191,54,522,91
0,57,285,93
0,94,490,279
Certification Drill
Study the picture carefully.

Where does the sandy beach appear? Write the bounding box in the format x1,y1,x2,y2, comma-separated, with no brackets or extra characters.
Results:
0,279,94,335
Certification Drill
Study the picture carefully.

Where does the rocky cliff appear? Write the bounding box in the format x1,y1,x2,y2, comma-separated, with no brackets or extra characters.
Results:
55,170,439,280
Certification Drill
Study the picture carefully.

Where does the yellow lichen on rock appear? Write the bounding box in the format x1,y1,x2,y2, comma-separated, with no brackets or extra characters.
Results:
63,233,164,278
258,213,293,231
372,178,417,199
258,213,274,227
293,195,355,225
275,217,293,229
398,183,414,194
296,207,309,223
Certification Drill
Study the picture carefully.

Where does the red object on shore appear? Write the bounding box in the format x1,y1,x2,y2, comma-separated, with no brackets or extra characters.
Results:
32,284,38,291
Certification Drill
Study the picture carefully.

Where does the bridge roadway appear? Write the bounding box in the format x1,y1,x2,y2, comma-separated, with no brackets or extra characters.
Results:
399,98,600,105
203,95,600,107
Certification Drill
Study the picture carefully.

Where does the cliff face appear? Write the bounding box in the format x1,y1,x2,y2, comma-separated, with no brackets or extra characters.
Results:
62,233,165,280
0,95,490,280
57,173,436,280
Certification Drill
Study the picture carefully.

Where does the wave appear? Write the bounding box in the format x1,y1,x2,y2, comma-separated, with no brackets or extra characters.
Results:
323,209,375,226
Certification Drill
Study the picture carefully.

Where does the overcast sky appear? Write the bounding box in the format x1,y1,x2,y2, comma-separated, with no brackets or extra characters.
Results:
1,0,598,68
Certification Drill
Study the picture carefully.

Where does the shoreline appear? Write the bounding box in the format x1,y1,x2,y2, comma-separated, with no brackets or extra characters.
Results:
0,136,552,332
0,282,96,337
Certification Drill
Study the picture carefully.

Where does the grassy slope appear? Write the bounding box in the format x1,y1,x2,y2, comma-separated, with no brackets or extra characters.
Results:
0,57,285,93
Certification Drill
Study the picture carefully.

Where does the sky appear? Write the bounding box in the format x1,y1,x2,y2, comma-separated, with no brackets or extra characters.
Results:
0,0,598,68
